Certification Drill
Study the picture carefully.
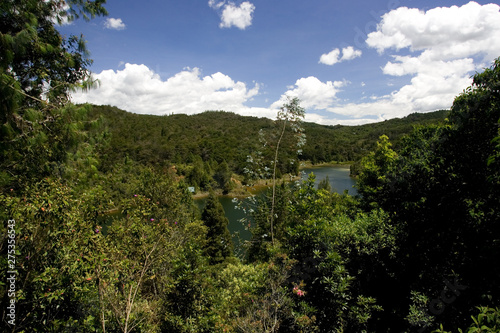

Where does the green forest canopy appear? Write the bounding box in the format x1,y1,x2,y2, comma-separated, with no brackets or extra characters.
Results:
1,1,499,331
88,105,447,183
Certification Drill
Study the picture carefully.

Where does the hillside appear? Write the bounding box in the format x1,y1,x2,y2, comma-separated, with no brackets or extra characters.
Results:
301,110,449,163
3,2,499,330
90,105,448,173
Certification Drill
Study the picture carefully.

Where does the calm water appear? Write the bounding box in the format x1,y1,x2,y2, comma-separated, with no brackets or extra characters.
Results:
301,164,357,195
195,165,357,251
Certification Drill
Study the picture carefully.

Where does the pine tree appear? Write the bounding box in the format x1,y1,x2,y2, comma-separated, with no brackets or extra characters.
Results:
214,160,233,194
201,191,233,263
318,175,332,192
0,0,107,190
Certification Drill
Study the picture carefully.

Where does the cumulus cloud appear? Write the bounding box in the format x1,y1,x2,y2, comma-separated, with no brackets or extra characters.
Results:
345,1,500,117
340,46,363,61
272,76,347,110
71,63,271,116
314,2,500,123
305,112,385,126
71,3,500,127
72,65,354,124
319,46,362,65
366,2,500,58
319,49,340,66
208,0,225,10
325,99,409,124
209,1,255,30
104,18,126,30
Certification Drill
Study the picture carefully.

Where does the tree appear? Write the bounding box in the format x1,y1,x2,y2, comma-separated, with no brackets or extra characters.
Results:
433,307,500,333
246,173,395,331
201,191,233,264
356,57,500,331
188,157,212,191
97,194,199,333
214,160,234,194
356,134,397,208
317,175,332,192
1,0,107,109
269,97,305,244
0,0,107,189
0,179,109,332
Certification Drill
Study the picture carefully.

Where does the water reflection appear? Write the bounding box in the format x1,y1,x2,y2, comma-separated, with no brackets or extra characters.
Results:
301,165,357,195
195,165,357,251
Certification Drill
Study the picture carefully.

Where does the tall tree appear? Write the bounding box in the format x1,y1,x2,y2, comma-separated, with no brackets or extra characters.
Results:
356,134,397,209
269,97,305,244
201,191,233,264
356,57,500,331
317,175,332,192
214,160,233,194
0,0,107,189
1,0,107,110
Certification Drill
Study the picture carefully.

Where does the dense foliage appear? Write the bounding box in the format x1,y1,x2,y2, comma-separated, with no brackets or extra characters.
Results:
1,2,499,332
86,105,447,191
201,191,233,264
356,58,500,332
0,0,107,190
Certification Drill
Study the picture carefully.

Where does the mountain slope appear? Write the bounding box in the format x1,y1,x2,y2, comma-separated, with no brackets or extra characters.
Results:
89,105,448,173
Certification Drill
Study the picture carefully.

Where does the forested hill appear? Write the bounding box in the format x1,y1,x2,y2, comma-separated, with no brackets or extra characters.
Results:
90,104,448,171
3,1,499,330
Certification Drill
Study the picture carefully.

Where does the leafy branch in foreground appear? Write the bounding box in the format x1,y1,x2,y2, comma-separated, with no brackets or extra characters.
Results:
270,97,306,244
242,97,305,244
0,0,107,190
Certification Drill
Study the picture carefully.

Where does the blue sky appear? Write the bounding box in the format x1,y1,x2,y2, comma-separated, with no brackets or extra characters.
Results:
62,0,500,125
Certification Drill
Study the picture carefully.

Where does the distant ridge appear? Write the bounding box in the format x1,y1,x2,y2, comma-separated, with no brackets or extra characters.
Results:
89,105,448,172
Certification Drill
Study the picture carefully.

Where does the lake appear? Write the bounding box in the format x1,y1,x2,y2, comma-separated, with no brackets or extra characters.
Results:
195,165,357,253
301,164,357,195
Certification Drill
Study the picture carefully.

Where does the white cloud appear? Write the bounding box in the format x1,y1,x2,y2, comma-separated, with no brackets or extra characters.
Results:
305,112,385,126
340,46,362,61
72,65,355,124
319,49,341,66
208,0,225,9
366,1,500,59
272,76,347,110
71,63,275,117
72,2,500,127
331,1,500,120
319,46,362,65
104,18,126,30
209,1,255,30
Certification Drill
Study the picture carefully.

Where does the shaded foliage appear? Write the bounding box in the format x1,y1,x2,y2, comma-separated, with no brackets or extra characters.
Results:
87,105,447,180
2,1,499,331
0,0,107,190
201,191,233,264
356,58,500,332
243,175,398,332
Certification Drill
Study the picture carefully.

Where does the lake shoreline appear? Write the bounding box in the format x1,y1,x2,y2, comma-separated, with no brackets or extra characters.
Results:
192,162,353,200
300,161,352,169
192,177,299,200
196,164,358,246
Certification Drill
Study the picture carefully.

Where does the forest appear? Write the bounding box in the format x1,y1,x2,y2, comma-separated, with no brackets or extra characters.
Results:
1,1,500,332
87,104,447,193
